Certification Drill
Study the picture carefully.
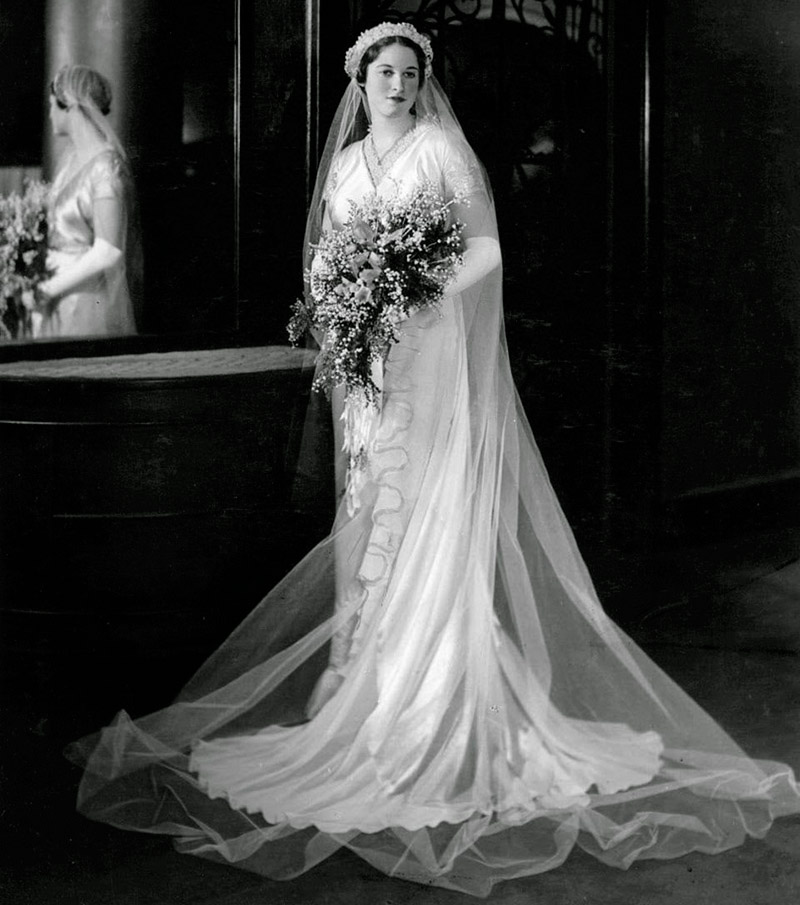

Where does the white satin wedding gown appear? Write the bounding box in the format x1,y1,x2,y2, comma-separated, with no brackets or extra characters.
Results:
36,149,136,338
69,120,799,897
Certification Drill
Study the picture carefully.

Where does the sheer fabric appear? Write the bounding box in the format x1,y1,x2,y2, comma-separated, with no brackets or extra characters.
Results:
36,149,138,338
67,75,800,898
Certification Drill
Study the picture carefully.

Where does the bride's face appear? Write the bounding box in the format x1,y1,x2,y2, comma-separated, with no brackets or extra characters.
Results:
363,44,420,122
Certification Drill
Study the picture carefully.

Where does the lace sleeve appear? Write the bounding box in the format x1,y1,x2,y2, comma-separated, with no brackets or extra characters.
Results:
322,153,343,205
440,135,494,240
442,137,485,203
88,152,128,249
89,151,125,204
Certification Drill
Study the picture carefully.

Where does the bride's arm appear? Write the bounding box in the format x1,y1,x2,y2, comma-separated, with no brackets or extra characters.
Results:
38,196,124,304
439,137,502,297
446,235,501,297
400,236,500,328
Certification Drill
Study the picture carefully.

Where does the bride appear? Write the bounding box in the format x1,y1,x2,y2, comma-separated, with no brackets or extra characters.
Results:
35,64,138,338
68,22,799,898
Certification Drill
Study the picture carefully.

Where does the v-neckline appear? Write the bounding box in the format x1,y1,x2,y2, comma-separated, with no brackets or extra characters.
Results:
363,122,422,188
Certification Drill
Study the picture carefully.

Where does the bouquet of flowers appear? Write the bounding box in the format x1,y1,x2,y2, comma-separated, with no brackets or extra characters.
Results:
288,181,465,403
288,181,465,514
0,179,50,340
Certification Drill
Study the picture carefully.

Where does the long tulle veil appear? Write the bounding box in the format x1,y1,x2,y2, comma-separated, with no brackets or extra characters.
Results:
65,44,800,901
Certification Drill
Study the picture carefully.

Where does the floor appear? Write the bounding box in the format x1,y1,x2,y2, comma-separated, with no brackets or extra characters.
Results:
1,526,799,905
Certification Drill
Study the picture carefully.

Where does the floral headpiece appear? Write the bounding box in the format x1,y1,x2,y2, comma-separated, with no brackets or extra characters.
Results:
344,22,434,80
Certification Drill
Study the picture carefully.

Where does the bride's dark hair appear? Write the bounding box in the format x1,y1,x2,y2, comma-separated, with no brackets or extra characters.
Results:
356,35,427,87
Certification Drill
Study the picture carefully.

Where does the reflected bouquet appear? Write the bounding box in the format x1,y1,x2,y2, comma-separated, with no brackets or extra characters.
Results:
288,181,465,404
0,179,50,340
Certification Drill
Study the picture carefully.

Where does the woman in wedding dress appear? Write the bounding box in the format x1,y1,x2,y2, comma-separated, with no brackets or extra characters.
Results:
35,64,138,338
68,23,799,898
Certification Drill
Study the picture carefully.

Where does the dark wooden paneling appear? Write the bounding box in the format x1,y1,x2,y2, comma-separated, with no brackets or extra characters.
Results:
660,0,800,504
0,359,334,620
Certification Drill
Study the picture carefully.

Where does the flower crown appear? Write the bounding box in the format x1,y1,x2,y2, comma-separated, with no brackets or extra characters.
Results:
344,22,434,80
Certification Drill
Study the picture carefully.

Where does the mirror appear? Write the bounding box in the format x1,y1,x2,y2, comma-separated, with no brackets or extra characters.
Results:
0,0,247,354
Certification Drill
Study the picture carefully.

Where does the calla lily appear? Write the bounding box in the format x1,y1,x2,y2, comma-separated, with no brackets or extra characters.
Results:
354,285,372,305
360,267,381,287
351,219,375,244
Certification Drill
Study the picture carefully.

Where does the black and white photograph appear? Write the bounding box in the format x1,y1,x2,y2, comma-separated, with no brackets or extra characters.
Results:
1,2,799,903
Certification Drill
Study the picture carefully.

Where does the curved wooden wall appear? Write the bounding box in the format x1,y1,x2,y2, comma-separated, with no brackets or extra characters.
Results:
0,348,332,632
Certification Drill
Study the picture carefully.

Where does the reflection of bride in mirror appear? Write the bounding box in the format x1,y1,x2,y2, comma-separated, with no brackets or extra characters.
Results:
34,64,138,338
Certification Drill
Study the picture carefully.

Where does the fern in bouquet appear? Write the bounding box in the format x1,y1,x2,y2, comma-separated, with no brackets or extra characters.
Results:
288,181,465,405
0,179,50,340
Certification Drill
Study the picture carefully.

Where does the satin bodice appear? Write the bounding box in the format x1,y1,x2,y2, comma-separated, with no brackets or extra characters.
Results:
325,120,484,230
50,150,128,255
